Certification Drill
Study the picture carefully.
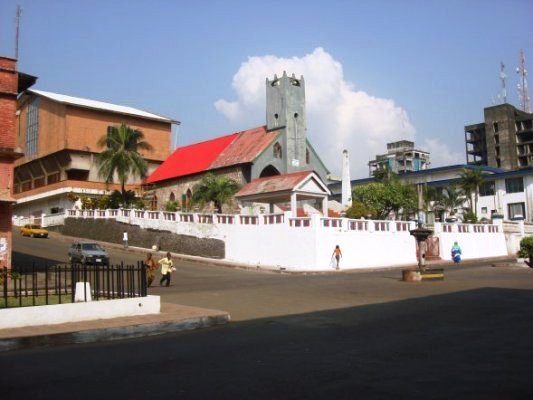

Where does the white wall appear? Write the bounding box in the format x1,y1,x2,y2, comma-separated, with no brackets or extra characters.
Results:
0,295,160,330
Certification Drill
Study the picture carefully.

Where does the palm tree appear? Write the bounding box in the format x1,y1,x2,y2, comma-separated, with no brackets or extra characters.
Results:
458,167,485,219
96,123,153,205
439,185,466,220
192,173,241,213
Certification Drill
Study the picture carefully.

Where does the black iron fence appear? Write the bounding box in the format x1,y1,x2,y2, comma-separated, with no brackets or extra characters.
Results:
1,262,147,309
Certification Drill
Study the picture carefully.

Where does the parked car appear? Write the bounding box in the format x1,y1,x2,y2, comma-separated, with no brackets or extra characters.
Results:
20,224,48,238
68,241,110,266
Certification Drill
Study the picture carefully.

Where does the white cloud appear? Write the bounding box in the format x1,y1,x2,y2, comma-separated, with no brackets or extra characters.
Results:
421,138,465,167
214,47,417,178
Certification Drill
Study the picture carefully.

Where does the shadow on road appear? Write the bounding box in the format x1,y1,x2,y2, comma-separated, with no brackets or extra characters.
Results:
1,287,532,399
11,251,65,272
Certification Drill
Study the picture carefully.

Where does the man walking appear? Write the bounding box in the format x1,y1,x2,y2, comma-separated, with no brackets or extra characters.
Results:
123,231,128,249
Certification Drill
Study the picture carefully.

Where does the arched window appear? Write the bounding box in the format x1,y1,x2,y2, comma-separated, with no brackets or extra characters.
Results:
186,189,192,208
169,192,175,202
273,142,282,159
259,165,281,178
150,195,158,211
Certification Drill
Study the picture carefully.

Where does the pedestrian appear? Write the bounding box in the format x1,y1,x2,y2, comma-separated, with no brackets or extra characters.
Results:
144,253,157,287
123,231,128,249
451,241,462,263
158,252,174,287
331,245,343,270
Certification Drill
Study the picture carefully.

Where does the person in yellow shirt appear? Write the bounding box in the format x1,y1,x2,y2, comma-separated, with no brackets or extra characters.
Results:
158,252,174,287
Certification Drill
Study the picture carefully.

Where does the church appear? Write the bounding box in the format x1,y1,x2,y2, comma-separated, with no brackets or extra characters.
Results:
143,72,331,214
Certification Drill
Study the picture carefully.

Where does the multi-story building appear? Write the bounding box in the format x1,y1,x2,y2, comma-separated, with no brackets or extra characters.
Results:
465,103,533,170
13,89,178,218
368,140,430,176
0,55,36,268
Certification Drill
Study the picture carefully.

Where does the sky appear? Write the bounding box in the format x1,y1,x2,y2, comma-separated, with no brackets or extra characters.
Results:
1,0,532,179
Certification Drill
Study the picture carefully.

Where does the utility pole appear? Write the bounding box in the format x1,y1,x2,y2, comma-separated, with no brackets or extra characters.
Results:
14,5,22,59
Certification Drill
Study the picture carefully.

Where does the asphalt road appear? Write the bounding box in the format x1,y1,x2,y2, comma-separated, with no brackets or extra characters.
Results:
4,230,533,399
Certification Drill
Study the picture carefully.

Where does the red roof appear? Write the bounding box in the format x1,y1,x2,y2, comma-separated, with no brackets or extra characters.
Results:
235,171,312,197
145,126,279,184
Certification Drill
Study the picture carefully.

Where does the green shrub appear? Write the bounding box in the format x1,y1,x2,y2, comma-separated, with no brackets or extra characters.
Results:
345,200,377,219
462,210,477,223
518,236,533,258
165,200,179,212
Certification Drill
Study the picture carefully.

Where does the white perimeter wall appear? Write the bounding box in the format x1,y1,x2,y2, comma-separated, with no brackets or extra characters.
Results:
62,210,510,271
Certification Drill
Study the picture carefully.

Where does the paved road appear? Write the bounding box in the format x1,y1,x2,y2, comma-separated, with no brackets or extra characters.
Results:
4,231,533,398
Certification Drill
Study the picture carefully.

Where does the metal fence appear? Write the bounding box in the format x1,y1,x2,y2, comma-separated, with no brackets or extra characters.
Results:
1,262,147,309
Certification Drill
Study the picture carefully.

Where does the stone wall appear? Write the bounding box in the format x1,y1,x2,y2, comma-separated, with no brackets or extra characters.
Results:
60,218,224,258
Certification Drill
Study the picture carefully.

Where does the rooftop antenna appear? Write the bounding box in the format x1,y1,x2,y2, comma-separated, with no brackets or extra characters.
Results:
499,62,507,104
516,49,531,113
14,5,22,59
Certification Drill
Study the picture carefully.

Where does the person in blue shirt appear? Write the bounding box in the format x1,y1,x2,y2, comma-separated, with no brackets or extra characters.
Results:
451,241,462,263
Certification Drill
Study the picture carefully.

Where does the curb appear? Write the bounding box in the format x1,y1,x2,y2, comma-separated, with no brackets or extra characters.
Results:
0,313,230,352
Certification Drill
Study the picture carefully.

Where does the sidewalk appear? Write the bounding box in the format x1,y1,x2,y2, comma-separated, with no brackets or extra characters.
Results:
0,302,230,352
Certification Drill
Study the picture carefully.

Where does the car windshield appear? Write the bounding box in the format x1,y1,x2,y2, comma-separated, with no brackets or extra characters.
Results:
30,225,42,229
81,243,103,251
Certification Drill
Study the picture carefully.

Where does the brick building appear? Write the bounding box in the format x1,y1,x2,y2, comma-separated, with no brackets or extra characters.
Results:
0,56,36,268
13,89,178,219
143,72,330,213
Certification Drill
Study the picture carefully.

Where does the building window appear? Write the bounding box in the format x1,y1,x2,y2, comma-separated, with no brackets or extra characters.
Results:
150,195,158,211
26,96,40,157
505,177,524,193
479,181,495,196
273,142,282,159
306,148,310,164
169,192,175,202
481,207,488,214
493,122,499,133
508,202,525,219
33,177,45,188
47,172,60,185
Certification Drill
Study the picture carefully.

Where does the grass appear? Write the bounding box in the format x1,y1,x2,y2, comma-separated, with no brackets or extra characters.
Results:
0,294,74,308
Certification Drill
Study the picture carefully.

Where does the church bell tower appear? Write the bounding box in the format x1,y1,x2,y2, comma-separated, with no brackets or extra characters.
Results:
266,72,307,173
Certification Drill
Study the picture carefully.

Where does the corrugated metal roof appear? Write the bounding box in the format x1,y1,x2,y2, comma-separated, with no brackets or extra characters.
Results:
145,133,239,184
145,126,278,184
210,126,279,169
28,89,177,124
235,171,312,197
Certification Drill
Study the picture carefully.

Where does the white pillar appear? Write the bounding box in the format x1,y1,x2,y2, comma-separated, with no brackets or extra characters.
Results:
341,149,352,207
291,193,297,218
322,196,328,216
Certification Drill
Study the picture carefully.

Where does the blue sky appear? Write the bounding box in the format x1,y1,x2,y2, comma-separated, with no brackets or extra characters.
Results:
1,0,532,178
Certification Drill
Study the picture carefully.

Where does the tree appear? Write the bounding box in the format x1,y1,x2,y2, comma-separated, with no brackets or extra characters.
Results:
96,123,153,205
439,185,466,220
458,167,485,220
192,173,241,213
352,178,417,220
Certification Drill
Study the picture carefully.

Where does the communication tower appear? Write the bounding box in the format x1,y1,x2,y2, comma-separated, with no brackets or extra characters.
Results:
516,49,531,113
499,62,507,103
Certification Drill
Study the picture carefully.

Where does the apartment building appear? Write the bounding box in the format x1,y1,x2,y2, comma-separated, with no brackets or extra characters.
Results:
14,89,178,218
368,140,430,176
465,103,533,170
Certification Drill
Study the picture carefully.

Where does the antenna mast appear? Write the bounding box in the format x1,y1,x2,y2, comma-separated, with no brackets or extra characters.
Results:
500,62,507,104
516,49,531,113
14,5,22,59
